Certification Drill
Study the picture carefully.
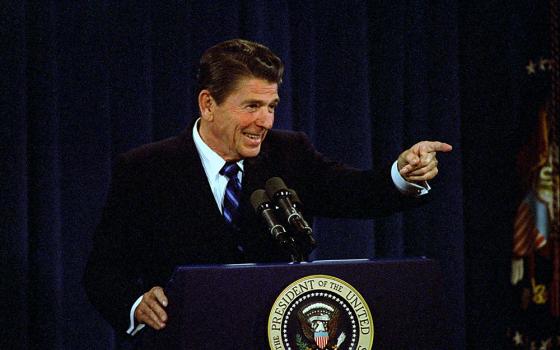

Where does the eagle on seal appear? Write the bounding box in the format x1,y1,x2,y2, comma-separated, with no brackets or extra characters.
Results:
297,301,344,349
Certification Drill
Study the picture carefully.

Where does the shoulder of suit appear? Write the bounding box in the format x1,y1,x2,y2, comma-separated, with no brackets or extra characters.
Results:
265,129,310,145
117,128,192,165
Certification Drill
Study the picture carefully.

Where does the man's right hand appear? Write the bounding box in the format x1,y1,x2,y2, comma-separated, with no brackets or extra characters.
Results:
135,286,168,330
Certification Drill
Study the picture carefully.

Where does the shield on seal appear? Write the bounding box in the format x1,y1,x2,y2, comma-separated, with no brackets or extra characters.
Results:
314,331,329,349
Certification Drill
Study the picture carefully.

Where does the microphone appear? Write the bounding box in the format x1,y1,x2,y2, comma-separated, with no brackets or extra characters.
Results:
288,188,303,210
288,189,311,225
265,178,315,247
250,189,289,243
288,188,316,248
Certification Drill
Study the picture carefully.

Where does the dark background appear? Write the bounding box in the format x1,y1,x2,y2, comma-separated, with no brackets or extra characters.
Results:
1,1,551,349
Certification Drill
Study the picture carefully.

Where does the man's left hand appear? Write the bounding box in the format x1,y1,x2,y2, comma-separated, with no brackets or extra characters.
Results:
397,141,452,183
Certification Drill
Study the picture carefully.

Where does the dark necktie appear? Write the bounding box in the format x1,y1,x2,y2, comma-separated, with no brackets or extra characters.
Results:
220,162,242,229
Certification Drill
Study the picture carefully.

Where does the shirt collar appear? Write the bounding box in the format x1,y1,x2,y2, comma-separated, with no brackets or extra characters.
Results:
192,118,244,178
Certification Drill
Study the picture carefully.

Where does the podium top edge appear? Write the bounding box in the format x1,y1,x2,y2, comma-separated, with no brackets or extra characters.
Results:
172,256,434,272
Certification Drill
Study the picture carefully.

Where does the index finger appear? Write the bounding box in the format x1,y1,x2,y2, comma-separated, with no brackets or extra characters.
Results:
419,141,452,155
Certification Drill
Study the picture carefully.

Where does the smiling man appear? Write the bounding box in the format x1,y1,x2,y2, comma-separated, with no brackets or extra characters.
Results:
84,39,452,341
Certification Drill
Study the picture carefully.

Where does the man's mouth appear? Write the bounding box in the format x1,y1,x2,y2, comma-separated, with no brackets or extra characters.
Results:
243,132,262,141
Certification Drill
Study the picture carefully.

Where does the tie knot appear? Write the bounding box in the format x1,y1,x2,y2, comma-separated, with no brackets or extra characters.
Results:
220,162,240,178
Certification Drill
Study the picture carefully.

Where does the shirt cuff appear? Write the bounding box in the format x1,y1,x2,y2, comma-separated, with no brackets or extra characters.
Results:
126,296,146,336
391,161,430,196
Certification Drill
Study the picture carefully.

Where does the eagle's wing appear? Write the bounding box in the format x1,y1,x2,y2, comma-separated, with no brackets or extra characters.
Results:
327,308,340,339
297,308,315,341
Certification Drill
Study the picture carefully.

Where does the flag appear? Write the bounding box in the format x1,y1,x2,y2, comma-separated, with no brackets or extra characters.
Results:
508,0,559,345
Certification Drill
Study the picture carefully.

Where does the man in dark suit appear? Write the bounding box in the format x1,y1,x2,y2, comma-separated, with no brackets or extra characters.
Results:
84,39,451,338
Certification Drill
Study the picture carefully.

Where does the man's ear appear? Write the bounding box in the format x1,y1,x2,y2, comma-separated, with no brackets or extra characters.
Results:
198,90,215,121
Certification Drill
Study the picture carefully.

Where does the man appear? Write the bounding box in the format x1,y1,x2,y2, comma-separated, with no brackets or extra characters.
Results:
84,39,452,338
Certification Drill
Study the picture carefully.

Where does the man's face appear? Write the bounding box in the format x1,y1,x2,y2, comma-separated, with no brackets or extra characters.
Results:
200,77,279,161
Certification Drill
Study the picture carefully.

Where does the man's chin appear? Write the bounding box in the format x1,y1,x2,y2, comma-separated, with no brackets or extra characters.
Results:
240,147,262,159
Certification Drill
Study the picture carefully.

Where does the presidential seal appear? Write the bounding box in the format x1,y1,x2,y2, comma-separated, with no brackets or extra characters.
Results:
268,275,374,350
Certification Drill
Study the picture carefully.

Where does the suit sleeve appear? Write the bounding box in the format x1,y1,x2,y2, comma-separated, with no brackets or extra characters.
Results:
83,154,150,335
286,132,428,218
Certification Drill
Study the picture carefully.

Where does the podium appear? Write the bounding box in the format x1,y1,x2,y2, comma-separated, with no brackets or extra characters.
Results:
138,258,448,349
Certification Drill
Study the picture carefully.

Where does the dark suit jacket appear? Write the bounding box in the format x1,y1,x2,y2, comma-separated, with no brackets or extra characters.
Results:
84,127,423,334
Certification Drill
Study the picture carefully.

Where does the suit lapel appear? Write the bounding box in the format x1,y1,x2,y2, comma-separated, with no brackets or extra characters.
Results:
172,127,227,234
241,139,277,201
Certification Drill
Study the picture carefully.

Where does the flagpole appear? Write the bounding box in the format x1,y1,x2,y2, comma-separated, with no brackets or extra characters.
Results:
548,0,560,317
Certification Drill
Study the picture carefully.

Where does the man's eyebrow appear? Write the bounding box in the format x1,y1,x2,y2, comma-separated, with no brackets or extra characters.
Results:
242,97,280,104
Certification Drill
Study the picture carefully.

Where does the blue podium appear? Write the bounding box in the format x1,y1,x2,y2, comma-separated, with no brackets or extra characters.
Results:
138,258,448,349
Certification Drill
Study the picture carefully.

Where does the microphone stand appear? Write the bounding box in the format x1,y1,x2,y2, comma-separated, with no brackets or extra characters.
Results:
281,229,316,263
283,236,304,263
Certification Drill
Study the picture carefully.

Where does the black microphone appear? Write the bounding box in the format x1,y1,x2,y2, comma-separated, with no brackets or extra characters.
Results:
288,189,311,225
288,188,303,210
265,178,315,246
288,188,316,247
250,189,289,243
